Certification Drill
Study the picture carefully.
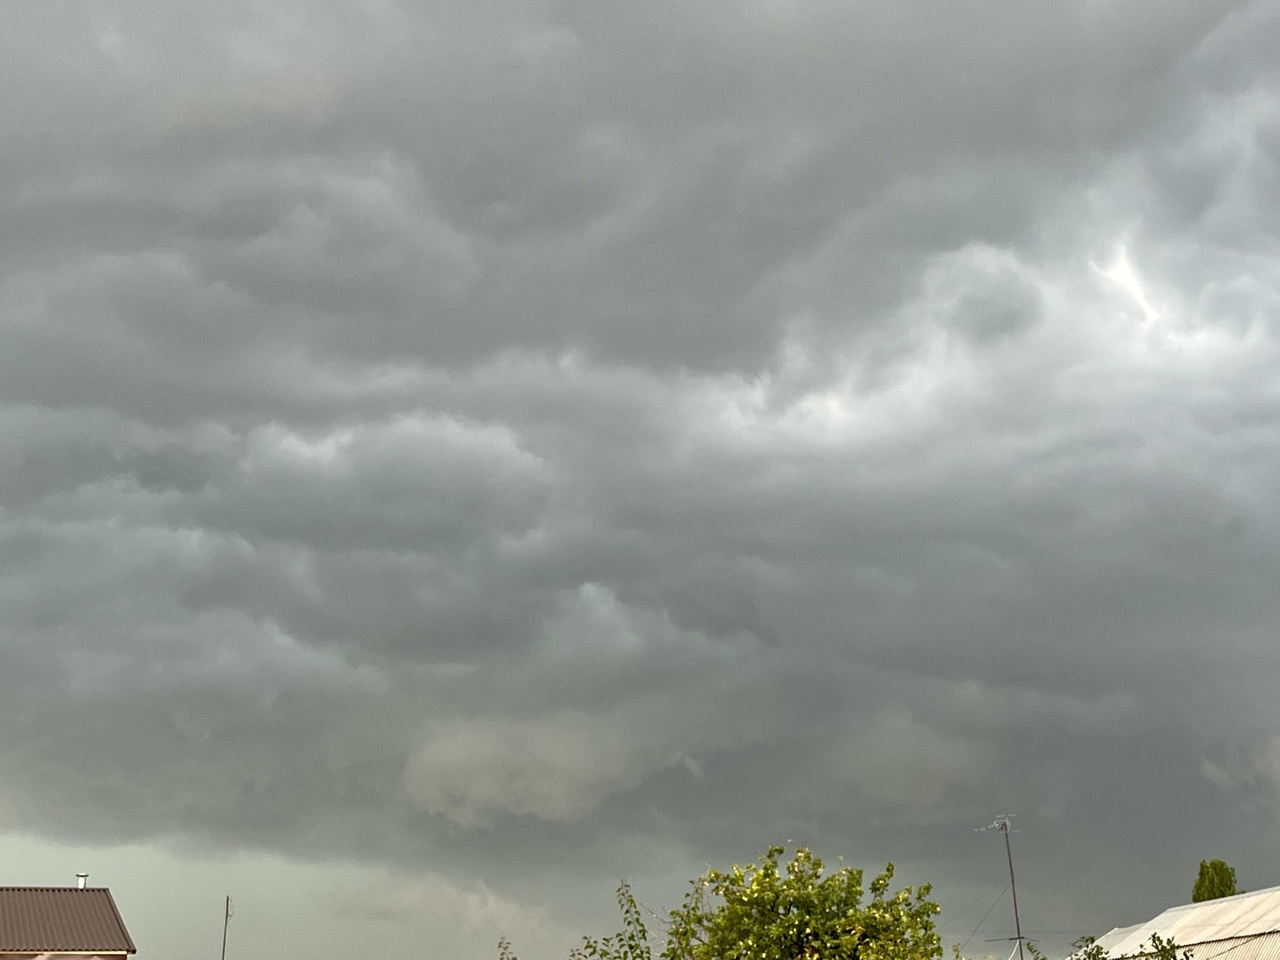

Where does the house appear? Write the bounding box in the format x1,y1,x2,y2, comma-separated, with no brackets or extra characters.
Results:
1093,885,1280,960
0,885,136,960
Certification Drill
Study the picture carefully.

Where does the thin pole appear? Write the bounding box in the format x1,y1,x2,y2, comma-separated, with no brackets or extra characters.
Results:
1001,822,1026,960
221,896,231,960
977,816,1027,960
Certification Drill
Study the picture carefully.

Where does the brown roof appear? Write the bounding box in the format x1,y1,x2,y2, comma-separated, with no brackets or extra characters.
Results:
0,887,136,954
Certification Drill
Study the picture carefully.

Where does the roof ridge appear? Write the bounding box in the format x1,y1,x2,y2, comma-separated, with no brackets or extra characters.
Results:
1162,885,1280,913
0,886,113,890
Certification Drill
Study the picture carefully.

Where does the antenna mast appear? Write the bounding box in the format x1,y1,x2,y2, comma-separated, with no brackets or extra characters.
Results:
221,895,233,960
978,815,1026,960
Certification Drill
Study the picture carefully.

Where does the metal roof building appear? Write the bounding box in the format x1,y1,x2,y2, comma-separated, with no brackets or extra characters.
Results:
0,886,136,958
1094,886,1280,960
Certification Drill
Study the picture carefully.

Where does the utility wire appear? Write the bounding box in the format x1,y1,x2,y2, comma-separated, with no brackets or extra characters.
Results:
946,885,1011,928
959,884,1011,957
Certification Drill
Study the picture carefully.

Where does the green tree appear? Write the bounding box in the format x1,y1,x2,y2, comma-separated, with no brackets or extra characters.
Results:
500,846,945,960
1147,932,1195,960
571,882,653,960
1192,859,1240,903
662,847,942,960
499,882,654,960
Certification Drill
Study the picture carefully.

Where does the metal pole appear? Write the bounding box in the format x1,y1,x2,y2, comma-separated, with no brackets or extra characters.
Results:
977,817,1027,960
1001,822,1026,960
221,895,231,960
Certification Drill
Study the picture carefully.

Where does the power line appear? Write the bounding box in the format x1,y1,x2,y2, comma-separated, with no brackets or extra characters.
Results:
959,883,1011,956
947,884,1011,928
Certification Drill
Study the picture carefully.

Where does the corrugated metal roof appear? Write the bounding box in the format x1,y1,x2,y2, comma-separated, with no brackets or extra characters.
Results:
1096,886,1280,958
0,887,136,953
1183,934,1280,960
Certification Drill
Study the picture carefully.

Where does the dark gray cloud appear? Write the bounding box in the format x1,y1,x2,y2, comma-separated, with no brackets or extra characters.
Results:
2,0,1280,958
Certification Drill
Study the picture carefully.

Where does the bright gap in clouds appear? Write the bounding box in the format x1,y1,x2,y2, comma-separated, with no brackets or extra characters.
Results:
1095,244,1162,325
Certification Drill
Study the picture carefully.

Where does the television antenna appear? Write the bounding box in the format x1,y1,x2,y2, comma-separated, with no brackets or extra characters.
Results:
977,816,1026,960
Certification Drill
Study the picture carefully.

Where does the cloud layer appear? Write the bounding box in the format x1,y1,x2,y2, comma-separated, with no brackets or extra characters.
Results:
3,0,1280,957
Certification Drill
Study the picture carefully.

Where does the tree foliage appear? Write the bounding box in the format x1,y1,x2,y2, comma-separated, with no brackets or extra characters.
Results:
500,846,1201,960
1192,859,1239,903
570,881,653,960
499,846,944,960
663,846,942,960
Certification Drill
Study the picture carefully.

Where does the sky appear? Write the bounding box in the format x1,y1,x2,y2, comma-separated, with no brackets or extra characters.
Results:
1,1,1279,958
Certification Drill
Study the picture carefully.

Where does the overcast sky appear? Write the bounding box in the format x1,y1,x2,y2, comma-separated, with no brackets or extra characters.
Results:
2,1,1280,958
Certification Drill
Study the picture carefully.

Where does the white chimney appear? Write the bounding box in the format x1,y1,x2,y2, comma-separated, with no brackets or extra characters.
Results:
76,873,88,889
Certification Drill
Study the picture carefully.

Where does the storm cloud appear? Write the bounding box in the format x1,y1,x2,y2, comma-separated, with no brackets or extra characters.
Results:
2,0,1280,957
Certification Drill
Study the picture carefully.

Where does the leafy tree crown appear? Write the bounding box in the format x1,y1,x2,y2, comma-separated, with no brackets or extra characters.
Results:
1192,860,1239,903
501,846,944,960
